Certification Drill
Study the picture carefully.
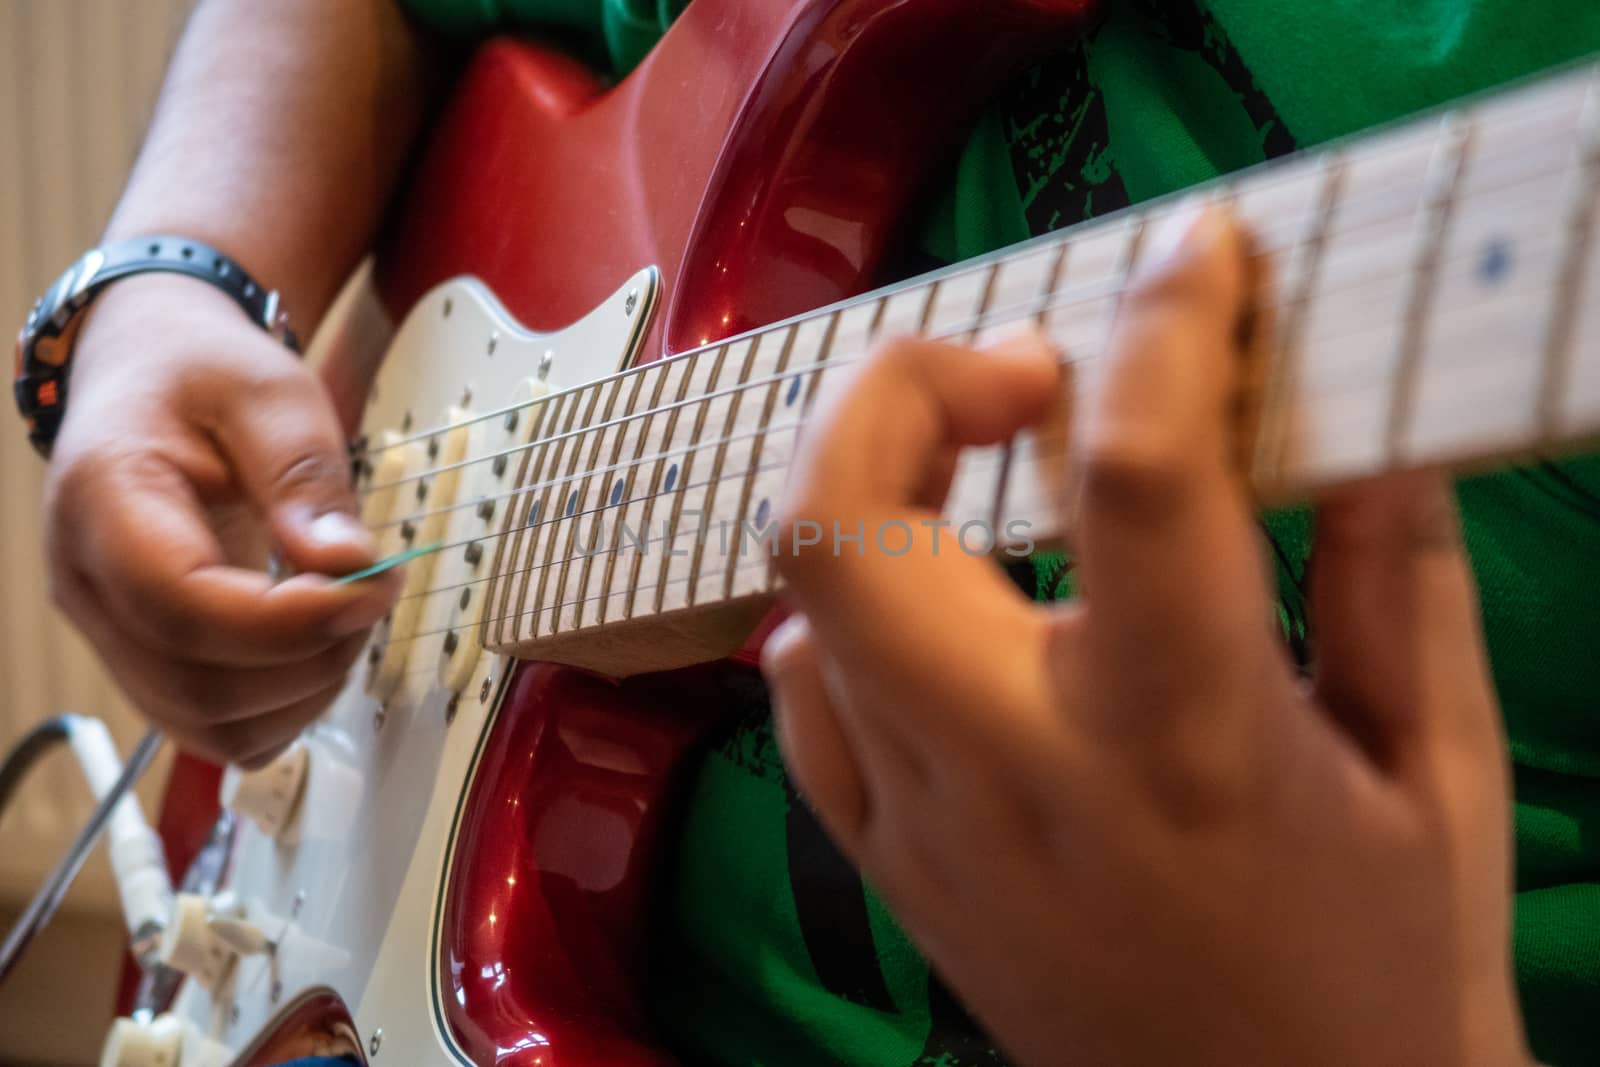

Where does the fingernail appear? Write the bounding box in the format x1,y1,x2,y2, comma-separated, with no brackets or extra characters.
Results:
1145,200,1232,272
308,511,375,554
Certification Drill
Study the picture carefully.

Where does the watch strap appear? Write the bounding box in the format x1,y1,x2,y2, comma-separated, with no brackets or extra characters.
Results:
14,236,298,456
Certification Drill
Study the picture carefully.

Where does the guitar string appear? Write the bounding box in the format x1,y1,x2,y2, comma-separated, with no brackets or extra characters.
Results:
370,180,1582,623
350,86,1581,472
354,142,1572,517
364,208,1570,551
368,228,1586,659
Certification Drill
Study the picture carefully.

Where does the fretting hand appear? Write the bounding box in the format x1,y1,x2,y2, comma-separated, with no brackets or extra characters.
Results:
763,207,1530,1067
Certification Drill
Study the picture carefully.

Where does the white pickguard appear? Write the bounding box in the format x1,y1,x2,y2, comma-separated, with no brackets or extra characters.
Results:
160,268,659,1066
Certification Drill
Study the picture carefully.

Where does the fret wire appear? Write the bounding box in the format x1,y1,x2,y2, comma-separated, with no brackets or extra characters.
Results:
502,384,574,644
478,387,546,642
625,347,704,620
503,384,567,642
596,357,673,625
768,307,846,596
685,334,766,607
652,344,731,616
525,383,599,639
917,278,943,332
1387,112,1473,460
545,377,625,634
719,321,803,601
965,262,1002,342
1113,215,1147,306
1253,152,1347,486
491,386,565,646
1537,68,1600,438
570,365,651,630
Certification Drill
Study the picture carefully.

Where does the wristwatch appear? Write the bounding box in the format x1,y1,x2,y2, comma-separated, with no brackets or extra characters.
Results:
12,236,298,457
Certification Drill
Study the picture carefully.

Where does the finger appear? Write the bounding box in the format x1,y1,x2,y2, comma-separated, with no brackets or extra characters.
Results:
764,616,869,855
186,677,350,768
62,452,399,666
789,331,1063,514
55,578,368,727
772,333,1062,745
1075,205,1276,693
208,361,379,577
1308,472,1500,769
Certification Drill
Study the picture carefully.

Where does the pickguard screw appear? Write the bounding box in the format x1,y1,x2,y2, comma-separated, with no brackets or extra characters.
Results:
461,385,473,406
370,1029,383,1056
442,298,453,317
479,677,492,703
229,1003,240,1027
291,890,306,918
270,979,283,1005
488,333,499,355
445,694,460,724
539,350,554,379
625,289,639,316
373,707,386,732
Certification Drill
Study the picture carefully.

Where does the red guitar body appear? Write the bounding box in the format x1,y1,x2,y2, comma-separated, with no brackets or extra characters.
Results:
155,1,1098,1063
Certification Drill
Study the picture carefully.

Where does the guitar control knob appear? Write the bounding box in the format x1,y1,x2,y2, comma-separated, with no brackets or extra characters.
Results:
100,1014,180,1067
208,914,273,957
220,741,309,839
100,1014,230,1067
156,894,234,991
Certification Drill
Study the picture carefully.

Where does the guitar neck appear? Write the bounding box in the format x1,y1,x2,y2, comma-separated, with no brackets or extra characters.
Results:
482,59,1600,674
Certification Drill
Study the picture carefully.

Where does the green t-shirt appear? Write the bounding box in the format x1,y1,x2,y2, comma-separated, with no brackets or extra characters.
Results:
403,2,1600,1063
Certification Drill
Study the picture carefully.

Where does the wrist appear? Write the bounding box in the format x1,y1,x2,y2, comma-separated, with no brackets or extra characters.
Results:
16,237,297,455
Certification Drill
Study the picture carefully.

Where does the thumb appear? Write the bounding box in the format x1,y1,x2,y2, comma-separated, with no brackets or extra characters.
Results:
214,364,378,577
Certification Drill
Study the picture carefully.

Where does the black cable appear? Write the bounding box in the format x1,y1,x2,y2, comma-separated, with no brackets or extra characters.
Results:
0,714,75,824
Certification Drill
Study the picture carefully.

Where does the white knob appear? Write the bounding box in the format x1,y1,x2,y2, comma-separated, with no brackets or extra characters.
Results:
156,894,233,990
100,1014,181,1067
100,1014,231,1067
208,914,272,957
220,741,309,839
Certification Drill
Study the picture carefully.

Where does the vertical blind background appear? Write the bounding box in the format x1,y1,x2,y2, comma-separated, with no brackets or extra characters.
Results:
0,0,194,917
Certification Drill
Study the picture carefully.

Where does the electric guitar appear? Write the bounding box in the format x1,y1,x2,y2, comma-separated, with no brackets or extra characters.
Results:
99,1,1600,1063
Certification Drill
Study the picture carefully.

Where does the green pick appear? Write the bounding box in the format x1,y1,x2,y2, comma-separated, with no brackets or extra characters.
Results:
334,541,443,585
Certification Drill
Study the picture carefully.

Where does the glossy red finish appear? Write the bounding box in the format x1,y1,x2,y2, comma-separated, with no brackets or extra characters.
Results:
373,1,1100,1062
439,664,727,1065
